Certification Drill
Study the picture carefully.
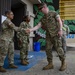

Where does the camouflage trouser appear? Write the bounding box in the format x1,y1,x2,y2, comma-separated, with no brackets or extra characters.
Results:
0,39,14,66
61,35,67,55
19,42,28,60
46,33,65,63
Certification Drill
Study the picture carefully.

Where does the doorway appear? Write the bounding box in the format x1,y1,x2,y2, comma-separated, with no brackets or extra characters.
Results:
11,1,27,50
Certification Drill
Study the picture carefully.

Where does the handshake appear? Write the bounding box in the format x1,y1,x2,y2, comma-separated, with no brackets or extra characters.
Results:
25,28,31,34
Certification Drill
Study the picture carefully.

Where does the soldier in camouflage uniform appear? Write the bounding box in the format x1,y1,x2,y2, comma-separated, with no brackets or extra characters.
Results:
17,15,31,65
26,3,67,71
0,10,22,72
61,19,70,55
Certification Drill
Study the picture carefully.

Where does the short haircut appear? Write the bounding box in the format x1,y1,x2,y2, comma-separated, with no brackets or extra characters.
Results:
23,15,29,21
5,10,12,15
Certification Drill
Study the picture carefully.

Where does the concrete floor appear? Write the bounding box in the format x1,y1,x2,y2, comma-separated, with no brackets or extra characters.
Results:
0,50,75,75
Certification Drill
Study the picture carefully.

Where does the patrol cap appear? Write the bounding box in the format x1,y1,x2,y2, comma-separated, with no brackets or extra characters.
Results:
38,3,47,10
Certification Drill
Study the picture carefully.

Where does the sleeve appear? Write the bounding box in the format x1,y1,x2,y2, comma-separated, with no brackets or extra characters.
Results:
5,19,20,31
13,26,20,31
54,12,60,19
6,20,15,28
2,22,7,29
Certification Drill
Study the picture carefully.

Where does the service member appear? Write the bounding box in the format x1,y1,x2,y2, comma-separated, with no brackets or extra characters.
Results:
0,10,21,72
62,19,70,55
17,15,31,65
26,3,67,71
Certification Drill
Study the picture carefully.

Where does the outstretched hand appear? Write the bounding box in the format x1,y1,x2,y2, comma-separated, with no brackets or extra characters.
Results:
25,29,31,34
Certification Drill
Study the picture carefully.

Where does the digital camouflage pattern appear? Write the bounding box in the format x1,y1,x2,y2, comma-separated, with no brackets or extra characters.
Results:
0,18,16,41
17,21,31,60
0,18,19,66
46,32,65,63
40,11,60,37
62,24,70,55
62,24,70,36
40,11,65,63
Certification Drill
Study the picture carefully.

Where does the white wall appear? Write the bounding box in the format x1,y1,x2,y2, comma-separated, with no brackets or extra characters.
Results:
21,0,35,28
21,0,35,51
21,0,33,13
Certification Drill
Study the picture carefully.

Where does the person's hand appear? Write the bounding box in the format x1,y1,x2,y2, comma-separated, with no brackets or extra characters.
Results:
25,29,31,34
58,30,63,37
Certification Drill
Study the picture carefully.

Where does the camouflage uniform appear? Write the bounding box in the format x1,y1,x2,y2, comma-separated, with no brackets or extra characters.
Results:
62,24,70,55
40,11,65,63
17,21,31,60
0,18,19,66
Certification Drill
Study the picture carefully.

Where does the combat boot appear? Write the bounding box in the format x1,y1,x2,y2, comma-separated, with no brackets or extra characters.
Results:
43,62,54,70
0,66,6,72
25,58,29,60
59,60,67,71
9,64,18,68
25,59,29,64
21,60,29,65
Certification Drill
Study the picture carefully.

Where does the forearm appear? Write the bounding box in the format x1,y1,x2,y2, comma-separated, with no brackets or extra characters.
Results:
8,23,20,31
57,17,62,30
30,22,41,32
13,26,25,32
59,20,62,30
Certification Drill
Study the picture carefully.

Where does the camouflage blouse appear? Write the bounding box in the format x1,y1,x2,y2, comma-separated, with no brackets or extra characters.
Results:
40,11,60,37
17,21,31,43
1,18,18,41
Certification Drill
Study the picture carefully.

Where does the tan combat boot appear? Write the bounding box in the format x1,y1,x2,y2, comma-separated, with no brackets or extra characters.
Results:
9,64,18,68
21,60,29,65
43,62,54,70
25,58,29,60
25,60,29,64
59,60,67,71
0,66,6,72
